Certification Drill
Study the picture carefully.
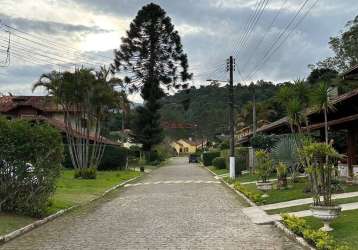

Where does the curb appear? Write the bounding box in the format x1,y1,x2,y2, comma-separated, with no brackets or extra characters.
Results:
0,174,141,245
203,166,314,250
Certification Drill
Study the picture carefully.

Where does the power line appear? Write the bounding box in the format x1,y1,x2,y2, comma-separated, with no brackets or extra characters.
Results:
232,0,263,57
238,0,270,55
246,0,319,81
241,0,288,75
0,22,113,62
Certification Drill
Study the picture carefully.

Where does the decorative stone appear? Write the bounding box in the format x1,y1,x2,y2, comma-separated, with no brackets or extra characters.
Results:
310,205,341,231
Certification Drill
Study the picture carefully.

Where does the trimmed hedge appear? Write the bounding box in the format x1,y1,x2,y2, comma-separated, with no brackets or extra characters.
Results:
202,151,220,166
212,157,226,169
63,145,128,170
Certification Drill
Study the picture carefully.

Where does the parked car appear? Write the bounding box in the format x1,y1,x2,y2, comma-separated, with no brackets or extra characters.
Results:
189,154,199,163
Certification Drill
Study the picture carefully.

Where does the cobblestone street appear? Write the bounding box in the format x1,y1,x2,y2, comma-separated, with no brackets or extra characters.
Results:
1,158,302,250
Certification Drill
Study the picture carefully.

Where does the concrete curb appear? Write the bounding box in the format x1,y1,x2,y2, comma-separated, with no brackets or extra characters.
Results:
0,174,141,245
203,166,314,250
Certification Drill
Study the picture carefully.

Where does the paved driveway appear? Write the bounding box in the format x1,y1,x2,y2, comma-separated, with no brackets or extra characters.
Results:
1,157,302,250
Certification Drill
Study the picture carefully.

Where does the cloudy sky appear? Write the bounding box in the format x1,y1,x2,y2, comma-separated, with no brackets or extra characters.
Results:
0,0,357,102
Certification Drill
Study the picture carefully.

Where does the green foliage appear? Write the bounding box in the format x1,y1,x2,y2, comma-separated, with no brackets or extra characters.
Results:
281,213,308,236
131,104,164,152
233,181,264,204
282,214,347,250
219,140,229,150
250,134,280,150
202,151,220,166
74,167,97,179
113,3,191,151
220,148,247,175
299,142,343,206
307,68,338,85
212,157,226,169
64,145,129,171
276,162,288,178
255,150,274,183
0,118,63,217
316,15,358,72
160,81,282,140
98,146,128,171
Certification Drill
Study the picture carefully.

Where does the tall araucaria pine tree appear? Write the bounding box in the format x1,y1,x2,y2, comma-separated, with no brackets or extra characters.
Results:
111,3,192,153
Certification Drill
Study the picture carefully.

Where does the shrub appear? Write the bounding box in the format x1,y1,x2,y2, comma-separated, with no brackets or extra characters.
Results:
221,148,248,175
64,145,129,170
233,181,264,204
281,214,346,250
255,150,274,182
281,213,308,236
202,151,220,166
212,157,226,169
0,118,63,217
74,167,97,179
98,146,128,170
250,133,280,150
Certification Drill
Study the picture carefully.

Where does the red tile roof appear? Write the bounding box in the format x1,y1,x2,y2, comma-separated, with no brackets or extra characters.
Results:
0,96,62,113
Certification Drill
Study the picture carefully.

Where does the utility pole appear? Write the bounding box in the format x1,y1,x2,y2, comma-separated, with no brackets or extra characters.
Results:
227,56,236,178
251,82,257,136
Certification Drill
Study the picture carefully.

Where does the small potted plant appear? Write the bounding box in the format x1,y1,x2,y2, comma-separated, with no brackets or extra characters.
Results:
299,142,343,231
255,150,274,191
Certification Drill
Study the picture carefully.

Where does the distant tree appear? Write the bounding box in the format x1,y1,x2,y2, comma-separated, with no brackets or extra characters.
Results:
307,67,338,85
112,3,191,152
316,15,358,72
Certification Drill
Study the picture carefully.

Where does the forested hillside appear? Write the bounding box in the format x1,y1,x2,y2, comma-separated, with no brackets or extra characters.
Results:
160,80,285,139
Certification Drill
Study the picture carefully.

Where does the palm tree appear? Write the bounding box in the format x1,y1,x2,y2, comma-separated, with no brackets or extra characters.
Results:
310,82,336,144
286,97,305,133
33,68,117,178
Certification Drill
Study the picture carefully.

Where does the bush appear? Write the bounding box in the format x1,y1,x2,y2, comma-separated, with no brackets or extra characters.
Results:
281,214,347,250
233,181,264,204
221,148,248,176
74,167,97,179
212,157,226,169
255,150,274,182
202,151,220,166
98,146,128,170
0,118,63,217
64,145,129,170
250,133,280,150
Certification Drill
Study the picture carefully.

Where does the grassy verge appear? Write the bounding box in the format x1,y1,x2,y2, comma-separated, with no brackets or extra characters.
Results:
0,213,36,236
305,210,358,249
47,169,141,214
208,166,228,175
0,169,141,236
234,177,358,205
266,196,358,214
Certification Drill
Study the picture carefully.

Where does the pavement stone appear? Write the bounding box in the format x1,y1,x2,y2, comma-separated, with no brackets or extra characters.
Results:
0,157,302,250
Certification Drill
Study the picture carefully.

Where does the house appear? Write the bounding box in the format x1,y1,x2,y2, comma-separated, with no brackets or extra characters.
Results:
238,86,358,179
171,138,205,155
0,95,118,145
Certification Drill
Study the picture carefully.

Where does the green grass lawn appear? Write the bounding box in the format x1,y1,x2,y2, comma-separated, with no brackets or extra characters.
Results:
47,169,141,214
208,166,228,175
266,196,358,214
0,169,141,236
241,178,358,205
0,213,36,236
305,210,358,249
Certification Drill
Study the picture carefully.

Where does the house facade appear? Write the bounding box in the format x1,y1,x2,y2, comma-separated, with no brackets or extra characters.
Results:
171,138,205,155
0,95,118,145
